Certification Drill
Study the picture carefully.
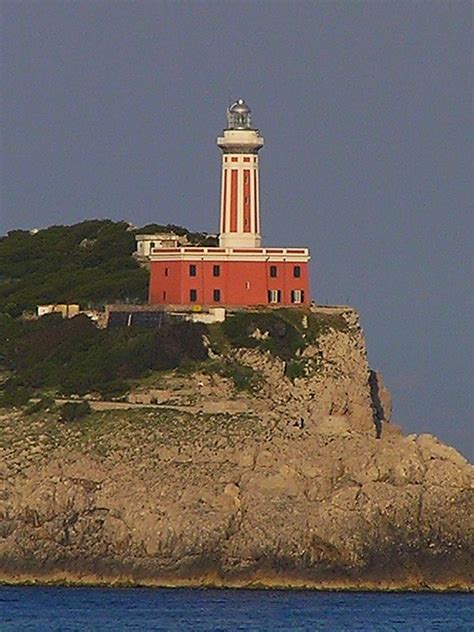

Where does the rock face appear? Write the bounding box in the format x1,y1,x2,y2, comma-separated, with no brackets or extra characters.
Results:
0,308,472,590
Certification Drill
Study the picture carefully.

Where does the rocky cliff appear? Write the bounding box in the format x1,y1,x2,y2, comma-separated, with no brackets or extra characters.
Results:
0,308,472,589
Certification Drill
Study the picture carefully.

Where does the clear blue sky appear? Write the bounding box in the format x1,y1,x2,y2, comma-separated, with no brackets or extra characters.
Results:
2,1,472,458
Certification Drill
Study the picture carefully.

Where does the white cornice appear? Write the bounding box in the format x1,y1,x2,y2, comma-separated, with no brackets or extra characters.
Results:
149,246,310,263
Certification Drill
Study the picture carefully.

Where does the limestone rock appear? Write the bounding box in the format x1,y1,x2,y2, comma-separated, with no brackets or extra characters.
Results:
0,308,472,590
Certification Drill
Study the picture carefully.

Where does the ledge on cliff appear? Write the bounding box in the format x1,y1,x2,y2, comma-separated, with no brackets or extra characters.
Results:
0,305,386,432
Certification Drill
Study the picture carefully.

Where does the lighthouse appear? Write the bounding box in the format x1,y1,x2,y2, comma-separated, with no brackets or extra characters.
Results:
218,99,263,248
148,100,311,308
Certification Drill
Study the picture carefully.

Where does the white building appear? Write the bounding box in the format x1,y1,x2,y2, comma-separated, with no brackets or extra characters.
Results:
37,304,80,318
135,233,188,257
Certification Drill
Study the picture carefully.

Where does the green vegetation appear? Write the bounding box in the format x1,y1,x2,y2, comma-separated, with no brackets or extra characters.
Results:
221,308,348,361
24,396,56,415
285,358,308,381
221,311,299,360
0,305,347,407
0,218,216,401
284,356,322,381
203,359,263,393
2,406,264,464
0,313,207,399
59,401,91,422
302,311,348,342
137,223,217,247
0,381,33,408
174,356,262,393
0,219,349,404
0,219,216,317
1,306,342,402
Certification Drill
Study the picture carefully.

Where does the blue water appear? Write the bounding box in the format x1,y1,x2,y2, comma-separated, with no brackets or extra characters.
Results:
0,587,472,631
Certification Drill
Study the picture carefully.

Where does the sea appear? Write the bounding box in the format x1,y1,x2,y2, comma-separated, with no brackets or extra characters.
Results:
0,587,472,631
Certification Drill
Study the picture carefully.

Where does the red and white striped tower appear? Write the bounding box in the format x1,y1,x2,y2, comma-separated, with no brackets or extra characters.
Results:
217,99,264,248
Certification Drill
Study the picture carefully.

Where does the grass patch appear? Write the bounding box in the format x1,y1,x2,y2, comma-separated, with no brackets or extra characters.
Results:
221,311,303,361
205,322,230,355
179,358,264,393
210,360,263,393
304,312,349,343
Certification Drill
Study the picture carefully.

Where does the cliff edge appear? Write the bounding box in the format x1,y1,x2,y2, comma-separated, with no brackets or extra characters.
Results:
1,308,472,590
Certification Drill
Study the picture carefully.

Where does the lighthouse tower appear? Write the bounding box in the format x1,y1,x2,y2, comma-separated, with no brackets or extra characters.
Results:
148,99,311,308
218,100,264,248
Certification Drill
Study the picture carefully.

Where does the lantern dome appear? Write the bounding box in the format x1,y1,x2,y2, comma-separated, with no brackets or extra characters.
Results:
226,99,252,130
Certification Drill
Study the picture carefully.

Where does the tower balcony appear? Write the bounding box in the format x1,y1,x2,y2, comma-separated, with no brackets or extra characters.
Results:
217,129,264,154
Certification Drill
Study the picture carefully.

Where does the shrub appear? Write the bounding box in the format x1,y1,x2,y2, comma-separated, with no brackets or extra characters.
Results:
97,379,129,399
151,321,208,370
0,310,211,399
227,363,262,392
285,359,308,381
59,400,91,422
285,354,323,381
0,382,33,407
24,396,56,415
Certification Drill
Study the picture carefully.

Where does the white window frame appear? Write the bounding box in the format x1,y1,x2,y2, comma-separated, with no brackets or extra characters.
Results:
291,289,303,304
268,289,281,304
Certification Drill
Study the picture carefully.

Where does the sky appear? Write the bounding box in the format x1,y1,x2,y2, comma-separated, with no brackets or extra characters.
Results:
1,1,472,459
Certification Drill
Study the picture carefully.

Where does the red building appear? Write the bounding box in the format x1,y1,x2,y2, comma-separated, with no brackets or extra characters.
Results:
149,100,310,308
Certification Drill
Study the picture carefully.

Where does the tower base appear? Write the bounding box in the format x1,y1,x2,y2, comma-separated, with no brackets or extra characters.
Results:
149,245,310,308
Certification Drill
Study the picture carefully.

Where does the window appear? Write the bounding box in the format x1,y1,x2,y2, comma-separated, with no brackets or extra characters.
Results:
213,289,221,302
189,264,196,277
268,289,281,304
150,242,155,248
163,291,167,301
213,265,220,277
164,268,169,277
293,265,301,278
189,289,197,302
269,265,278,278
291,290,305,304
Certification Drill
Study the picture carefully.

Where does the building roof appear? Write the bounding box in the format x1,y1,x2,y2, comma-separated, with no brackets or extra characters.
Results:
229,98,250,114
